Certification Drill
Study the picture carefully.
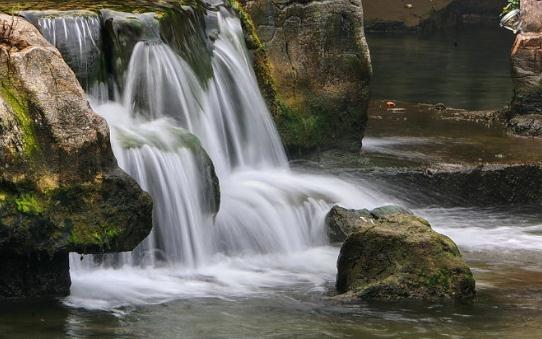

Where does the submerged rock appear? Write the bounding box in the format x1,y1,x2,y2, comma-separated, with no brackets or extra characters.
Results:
0,14,153,298
329,206,476,302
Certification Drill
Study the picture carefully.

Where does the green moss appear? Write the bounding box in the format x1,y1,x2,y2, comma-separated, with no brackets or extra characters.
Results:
426,269,451,291
14,193,44,215
0,84,40,158
69,223,121,248
502,0,520,15
276,101,322,149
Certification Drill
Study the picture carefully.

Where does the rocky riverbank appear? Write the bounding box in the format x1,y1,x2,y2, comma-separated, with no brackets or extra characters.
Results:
294,100,542,206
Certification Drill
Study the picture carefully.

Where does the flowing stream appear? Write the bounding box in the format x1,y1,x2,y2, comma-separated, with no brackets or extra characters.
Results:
6,3,541,338
25,5,387,309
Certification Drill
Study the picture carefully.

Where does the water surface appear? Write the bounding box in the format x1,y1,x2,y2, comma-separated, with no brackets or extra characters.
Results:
367,29,515,110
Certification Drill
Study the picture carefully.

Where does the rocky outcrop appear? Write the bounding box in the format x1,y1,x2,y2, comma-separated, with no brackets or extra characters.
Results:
329,206,476,302
363,0,506,32
0,14,153,298
239,0,372,150
509,114,542,136
101,10,161,89
509,0,542,137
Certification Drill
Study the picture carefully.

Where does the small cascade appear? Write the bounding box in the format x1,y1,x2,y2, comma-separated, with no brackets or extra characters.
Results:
27,2,387,308
122,11,287,177
82,104,219,269
21,10,108,101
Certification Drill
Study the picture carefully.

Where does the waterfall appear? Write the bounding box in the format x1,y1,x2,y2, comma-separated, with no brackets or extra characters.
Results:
21,10,109,101
28,3,387,308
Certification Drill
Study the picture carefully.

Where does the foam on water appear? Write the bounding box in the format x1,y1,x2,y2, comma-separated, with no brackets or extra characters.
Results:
67,246,339,310
418,207,542,252
58,6,388,309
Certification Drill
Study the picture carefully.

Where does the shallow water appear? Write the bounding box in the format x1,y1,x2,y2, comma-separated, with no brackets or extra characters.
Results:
367,28,515,110
2,10,541,339
1,203,541,338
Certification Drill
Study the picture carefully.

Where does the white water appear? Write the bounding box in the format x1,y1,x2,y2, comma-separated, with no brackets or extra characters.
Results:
55,7,387,309
25,5,542,311
21,11,108,100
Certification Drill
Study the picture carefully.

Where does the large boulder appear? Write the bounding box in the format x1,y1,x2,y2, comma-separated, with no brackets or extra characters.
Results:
239,0,372,150
0,14,153,298
329,206,476,302
509,0,542,137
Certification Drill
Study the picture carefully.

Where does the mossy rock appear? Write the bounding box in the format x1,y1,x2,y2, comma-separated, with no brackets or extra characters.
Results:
238,0,372,151
333,207,476,302
0,170,152,255
0,14,154,298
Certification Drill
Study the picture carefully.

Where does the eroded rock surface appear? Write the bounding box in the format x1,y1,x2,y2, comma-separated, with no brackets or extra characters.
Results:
0,14,153,298
329,206,476,302
240,0,372,149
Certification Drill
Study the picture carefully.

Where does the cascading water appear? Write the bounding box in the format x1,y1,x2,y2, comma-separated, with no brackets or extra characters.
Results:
29,3,388,309
21,10,109,101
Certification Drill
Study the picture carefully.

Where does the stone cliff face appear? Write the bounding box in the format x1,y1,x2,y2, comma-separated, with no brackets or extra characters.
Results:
0,14,153,298
240,0,372,150
509,0,542,136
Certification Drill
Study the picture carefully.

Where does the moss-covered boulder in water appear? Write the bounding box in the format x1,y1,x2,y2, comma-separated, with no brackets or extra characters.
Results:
326,206,372,243
0,14,153,298
330,206,476,302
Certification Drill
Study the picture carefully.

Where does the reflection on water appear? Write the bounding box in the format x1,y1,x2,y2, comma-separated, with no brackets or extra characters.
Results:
363,101,542,166
367,28,515,110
